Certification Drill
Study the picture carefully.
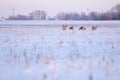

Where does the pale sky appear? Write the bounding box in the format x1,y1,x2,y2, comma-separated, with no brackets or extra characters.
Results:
0,0,119,18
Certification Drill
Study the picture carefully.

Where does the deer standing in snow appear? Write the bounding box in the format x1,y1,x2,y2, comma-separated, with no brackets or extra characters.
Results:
79,26,86,30
62,25,67,30
92,26,97,30
69,26,73,30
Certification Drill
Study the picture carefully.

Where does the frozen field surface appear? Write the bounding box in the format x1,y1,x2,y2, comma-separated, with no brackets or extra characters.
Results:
0,25,120,80
0,20,120,26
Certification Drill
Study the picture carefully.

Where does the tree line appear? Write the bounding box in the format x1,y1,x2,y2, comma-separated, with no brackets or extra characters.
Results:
7,3,120,20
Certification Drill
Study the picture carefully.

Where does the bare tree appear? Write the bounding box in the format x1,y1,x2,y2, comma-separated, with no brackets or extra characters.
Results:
115,3,120,13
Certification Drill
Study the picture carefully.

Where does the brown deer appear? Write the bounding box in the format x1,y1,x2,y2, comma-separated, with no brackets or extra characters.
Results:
79,26,86,30
62,25,67,30
92,26,97,30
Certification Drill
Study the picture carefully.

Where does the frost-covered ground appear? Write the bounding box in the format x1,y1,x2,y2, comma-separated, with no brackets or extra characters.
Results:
0,20,120,26
0,25,120,80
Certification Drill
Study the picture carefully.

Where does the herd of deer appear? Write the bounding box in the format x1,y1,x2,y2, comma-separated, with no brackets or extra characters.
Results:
62,25,97,30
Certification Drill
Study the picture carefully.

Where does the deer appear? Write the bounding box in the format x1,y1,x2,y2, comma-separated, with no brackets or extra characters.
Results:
92,25,97,30
69,26,73,30
79,26,86,30
62,24,67,30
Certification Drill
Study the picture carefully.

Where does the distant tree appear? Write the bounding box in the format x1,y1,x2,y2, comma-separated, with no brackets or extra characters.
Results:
80,12,88,20
7,15,28,20
27,10,47,20
33,10,47,20
67,12,80,20
115,3,120,13
89,12,99,20
110,3,120,20
1,16,5,20
99,13,112,20
6,3,120,20
39,10,47,20
16,15,27,20
55,12,67,20
115,4,120,20
28,12,34,20
7,16,16,20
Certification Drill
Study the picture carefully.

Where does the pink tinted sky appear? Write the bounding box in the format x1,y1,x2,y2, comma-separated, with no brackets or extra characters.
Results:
0,0,119,18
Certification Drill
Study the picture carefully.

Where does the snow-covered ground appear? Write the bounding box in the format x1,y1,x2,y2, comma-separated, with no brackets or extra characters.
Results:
0,25,120,80
0,20,120,26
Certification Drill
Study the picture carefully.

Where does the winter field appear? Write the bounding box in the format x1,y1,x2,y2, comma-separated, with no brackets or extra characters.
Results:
0,21,120,80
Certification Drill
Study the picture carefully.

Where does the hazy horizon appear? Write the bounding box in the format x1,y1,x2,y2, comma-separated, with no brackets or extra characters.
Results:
0,0,119,18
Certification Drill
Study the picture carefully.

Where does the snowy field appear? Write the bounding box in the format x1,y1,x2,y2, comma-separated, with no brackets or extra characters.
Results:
0,20,120,26
0,21,120,80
